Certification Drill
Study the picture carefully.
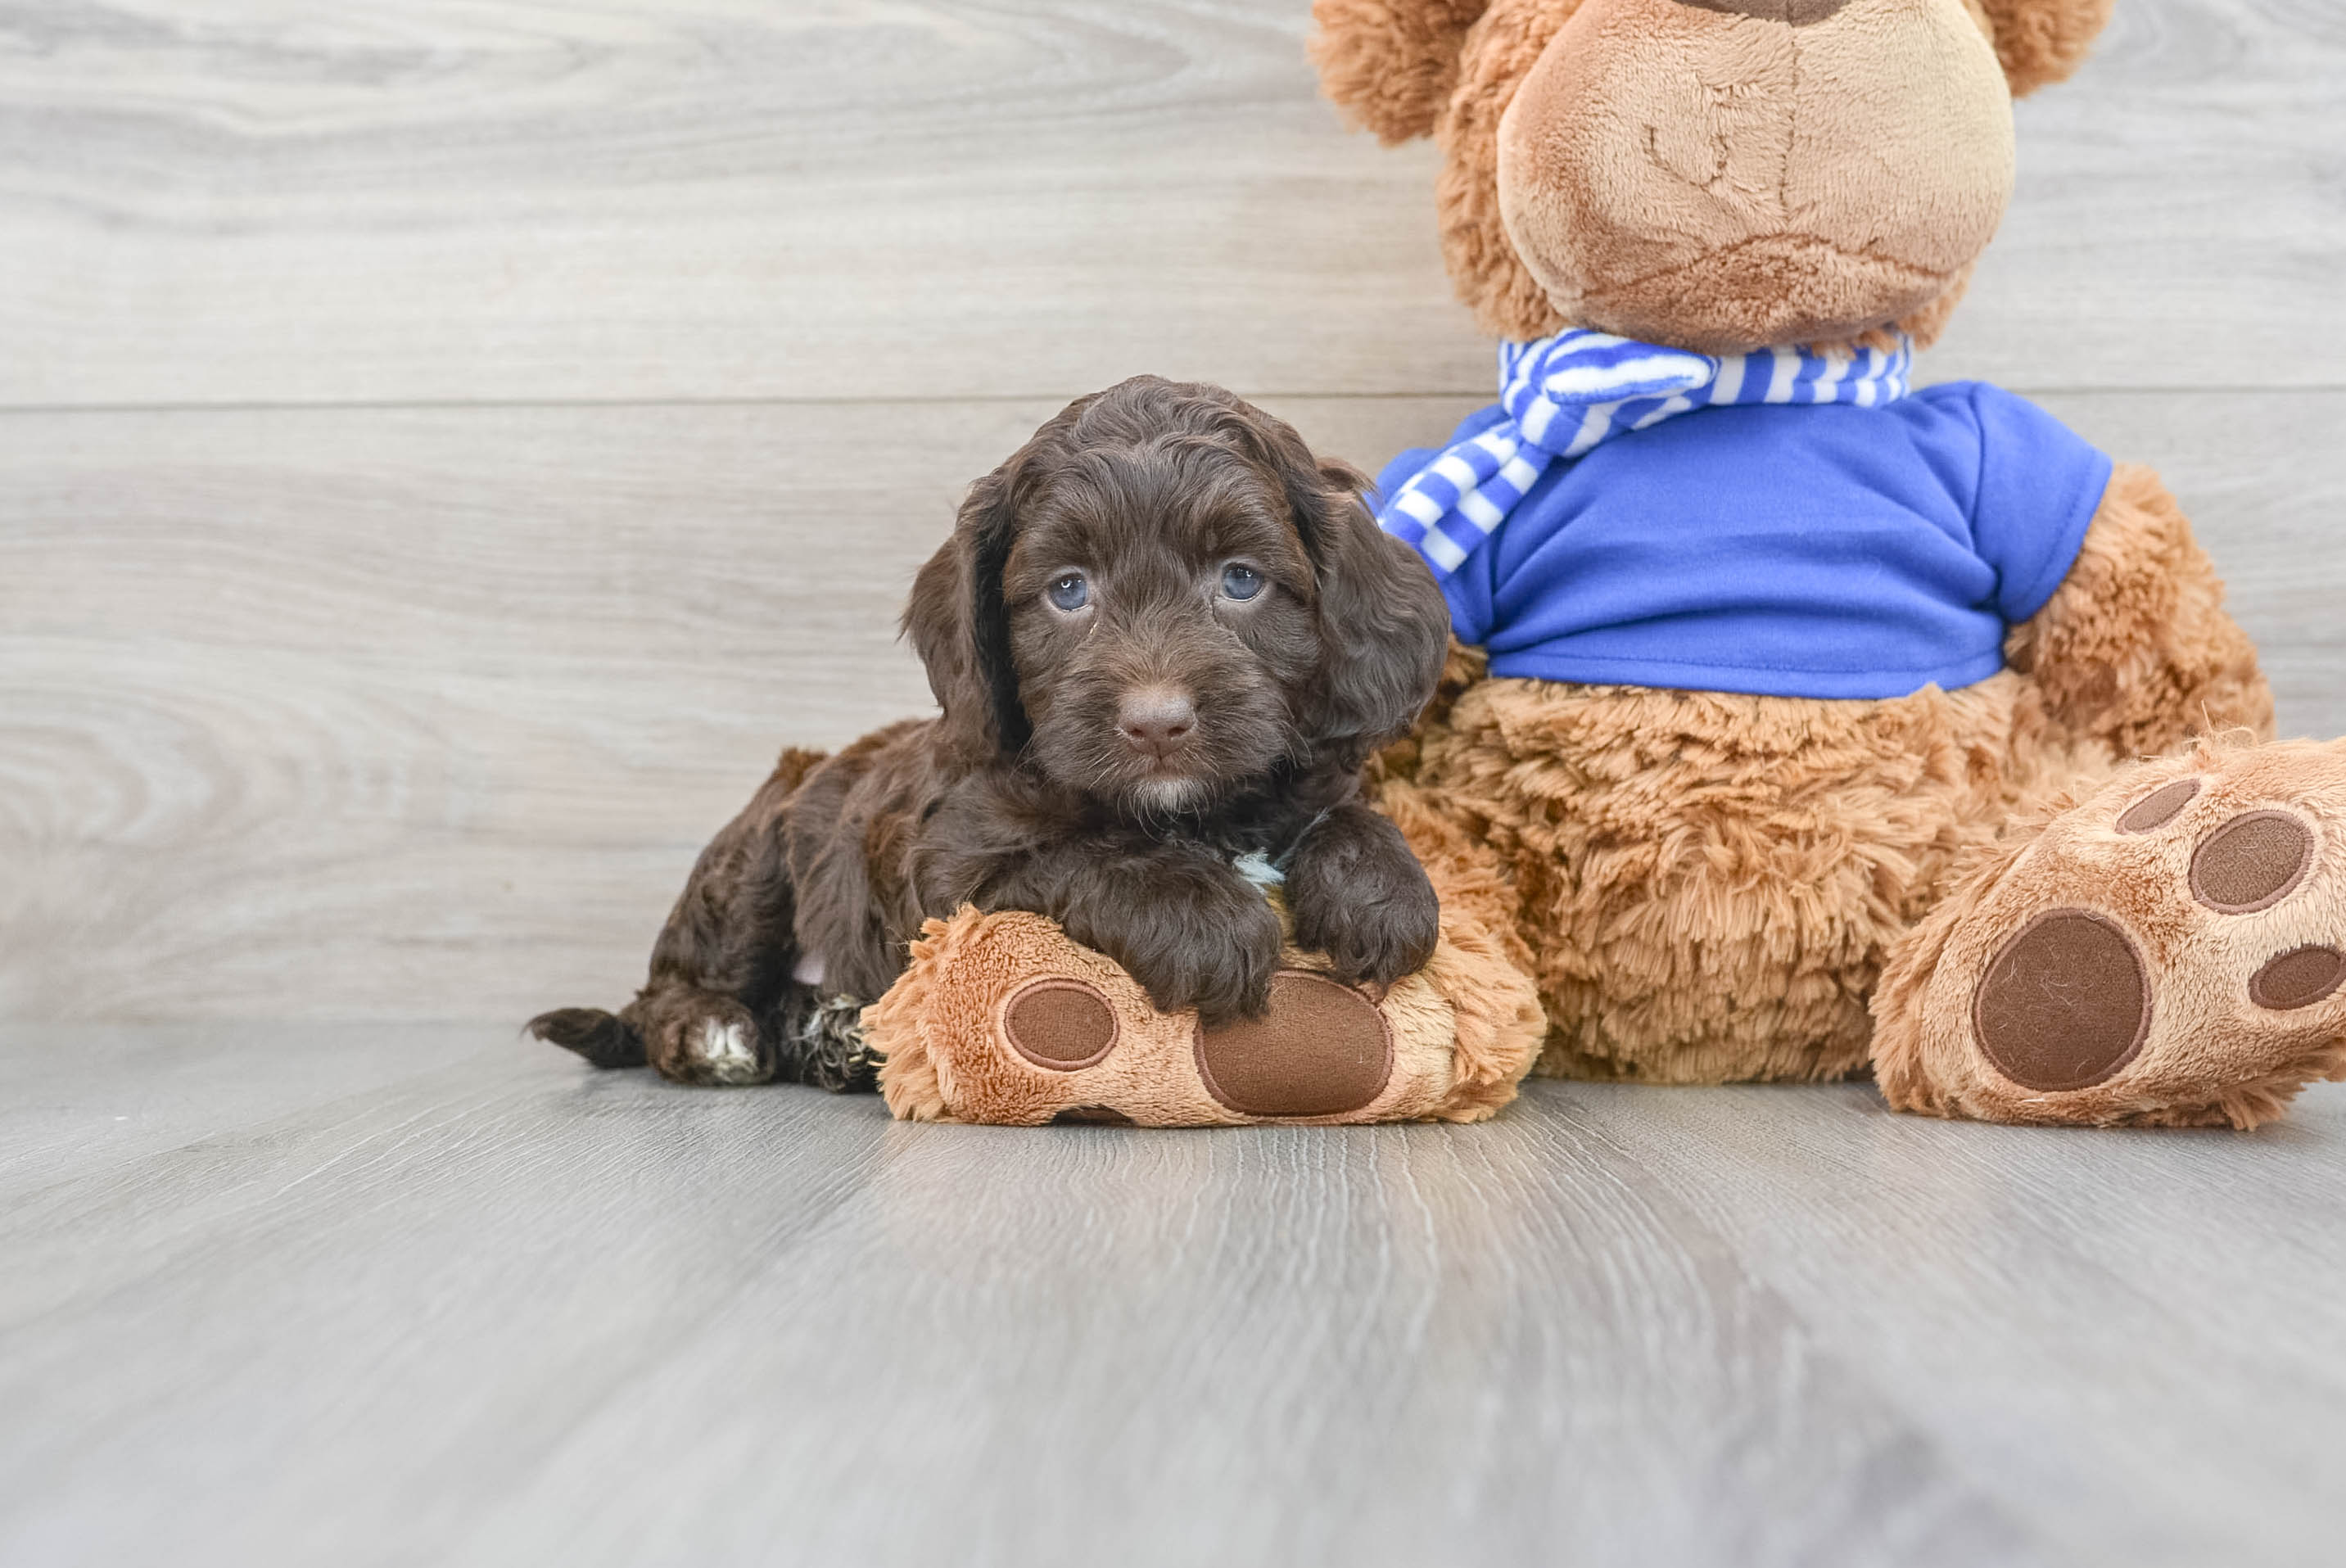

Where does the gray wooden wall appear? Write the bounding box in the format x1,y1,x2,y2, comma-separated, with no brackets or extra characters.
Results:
3,0,2341,1025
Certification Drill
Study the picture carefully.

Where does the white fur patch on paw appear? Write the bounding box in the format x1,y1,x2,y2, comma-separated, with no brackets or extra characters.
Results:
691,1018,764,1085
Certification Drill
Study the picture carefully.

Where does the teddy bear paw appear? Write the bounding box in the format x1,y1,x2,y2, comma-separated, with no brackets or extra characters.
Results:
1001,968,1394,1125
1874,739,2346,1127
866,907,1545,1126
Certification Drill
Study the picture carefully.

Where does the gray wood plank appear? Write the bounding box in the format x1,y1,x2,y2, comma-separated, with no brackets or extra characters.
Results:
1556,1078,2346,1568
5,1027,2342,1566
0,1025,2054,1568
0,0,2338,409
3,391,2339,1023
0,1021,502,1200
1928,0,2346,391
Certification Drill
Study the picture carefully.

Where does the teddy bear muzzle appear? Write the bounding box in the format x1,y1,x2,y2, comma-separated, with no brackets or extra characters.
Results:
1494,0,2018,351
1673,0,1854,23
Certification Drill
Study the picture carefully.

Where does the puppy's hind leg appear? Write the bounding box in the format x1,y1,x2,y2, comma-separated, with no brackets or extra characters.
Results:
531,750,821,1087
535,985,780,1087
626,984,775,1087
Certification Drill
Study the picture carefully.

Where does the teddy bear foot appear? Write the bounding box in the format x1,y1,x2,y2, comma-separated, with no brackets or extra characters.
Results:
1873,738,2346,1128
862,906,1544,1127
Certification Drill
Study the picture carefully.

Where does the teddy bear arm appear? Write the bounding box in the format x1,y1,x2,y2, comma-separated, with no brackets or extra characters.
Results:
2005,462,2273,762
1309,0,1494,145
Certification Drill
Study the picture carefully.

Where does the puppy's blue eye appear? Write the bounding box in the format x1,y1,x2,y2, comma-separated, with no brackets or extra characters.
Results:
1046,572,1090,612
1220,563,1263,601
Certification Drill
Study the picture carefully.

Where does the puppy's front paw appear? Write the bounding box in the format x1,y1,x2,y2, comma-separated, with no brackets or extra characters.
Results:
1171,902,1287,1028
1077,869,1285,1028
1296,888,1440,991
1288,810,1441,987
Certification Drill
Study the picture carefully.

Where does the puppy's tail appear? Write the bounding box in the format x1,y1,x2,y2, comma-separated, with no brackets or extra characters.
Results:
527,1006,647,1069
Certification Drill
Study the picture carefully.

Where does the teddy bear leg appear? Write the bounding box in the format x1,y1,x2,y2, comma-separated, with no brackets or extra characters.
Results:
866,905,1543,1127
1871,737,2346,1128
2005,463,2274,766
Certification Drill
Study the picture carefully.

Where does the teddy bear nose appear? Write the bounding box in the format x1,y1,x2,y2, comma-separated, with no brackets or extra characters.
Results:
1118,688,1196,758
1673,0,1852,22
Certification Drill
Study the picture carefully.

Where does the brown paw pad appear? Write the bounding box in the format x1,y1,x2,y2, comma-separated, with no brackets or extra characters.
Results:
2117,777,2200,834
2249,947,2346,1012
1973,910,2150,1091
1193,970,1393,1118
1051,1104,1137,1126
2190,810,2316,913
1004,979,1119,1070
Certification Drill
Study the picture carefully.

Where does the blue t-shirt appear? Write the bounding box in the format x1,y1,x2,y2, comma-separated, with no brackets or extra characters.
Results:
1373,381,2112,699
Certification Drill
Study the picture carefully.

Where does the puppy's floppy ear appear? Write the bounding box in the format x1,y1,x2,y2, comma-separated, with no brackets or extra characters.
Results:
904,460,1032,766
1310,0,1493,145
1291,460,1453,761
1216,404,1449,761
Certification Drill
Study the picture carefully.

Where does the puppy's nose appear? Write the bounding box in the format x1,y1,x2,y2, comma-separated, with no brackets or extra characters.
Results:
1117,687,1196,759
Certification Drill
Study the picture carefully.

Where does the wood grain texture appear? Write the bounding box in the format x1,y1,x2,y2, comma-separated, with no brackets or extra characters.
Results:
3,391,2339,1023
1561,1078,2346,1568
0,0,2340,408
0,1021,495,1200
2,1024,2341,1566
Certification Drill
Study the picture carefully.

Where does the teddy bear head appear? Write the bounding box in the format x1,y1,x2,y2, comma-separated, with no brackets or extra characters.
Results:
1313,0,2115,352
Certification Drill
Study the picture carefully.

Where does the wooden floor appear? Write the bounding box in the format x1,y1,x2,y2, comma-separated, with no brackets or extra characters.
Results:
6,1,2346,1561
1,1026,2341,1566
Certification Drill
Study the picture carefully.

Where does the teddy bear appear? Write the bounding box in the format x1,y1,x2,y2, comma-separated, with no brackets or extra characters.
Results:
1310,0,2346,1126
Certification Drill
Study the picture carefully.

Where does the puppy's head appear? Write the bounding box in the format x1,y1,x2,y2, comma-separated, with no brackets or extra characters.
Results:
905,376,1449,815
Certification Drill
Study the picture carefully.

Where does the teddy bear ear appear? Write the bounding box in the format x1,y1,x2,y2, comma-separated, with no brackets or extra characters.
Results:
1309,0,1494,144
1973,0,2118,97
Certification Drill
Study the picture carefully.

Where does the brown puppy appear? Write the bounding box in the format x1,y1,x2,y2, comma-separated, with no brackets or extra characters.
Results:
531,376,1453,1087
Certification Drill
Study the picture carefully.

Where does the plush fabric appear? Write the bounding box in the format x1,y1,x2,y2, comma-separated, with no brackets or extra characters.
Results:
1314,0,2346,1124
1974,0,2115,96
866,895,1546,1127
1375,327,1913,576
1378,381,2111,698
1309,0,1495,143
1873,736,2346,1129
1494,0,2017,350
1372,470,2291,1101
1313,0,2026,346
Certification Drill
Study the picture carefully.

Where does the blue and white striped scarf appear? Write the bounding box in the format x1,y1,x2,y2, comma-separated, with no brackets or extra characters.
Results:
1377,329,1914,578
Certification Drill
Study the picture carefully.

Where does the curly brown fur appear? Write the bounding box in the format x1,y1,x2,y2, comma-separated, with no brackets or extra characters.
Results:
531,377,1453,1086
